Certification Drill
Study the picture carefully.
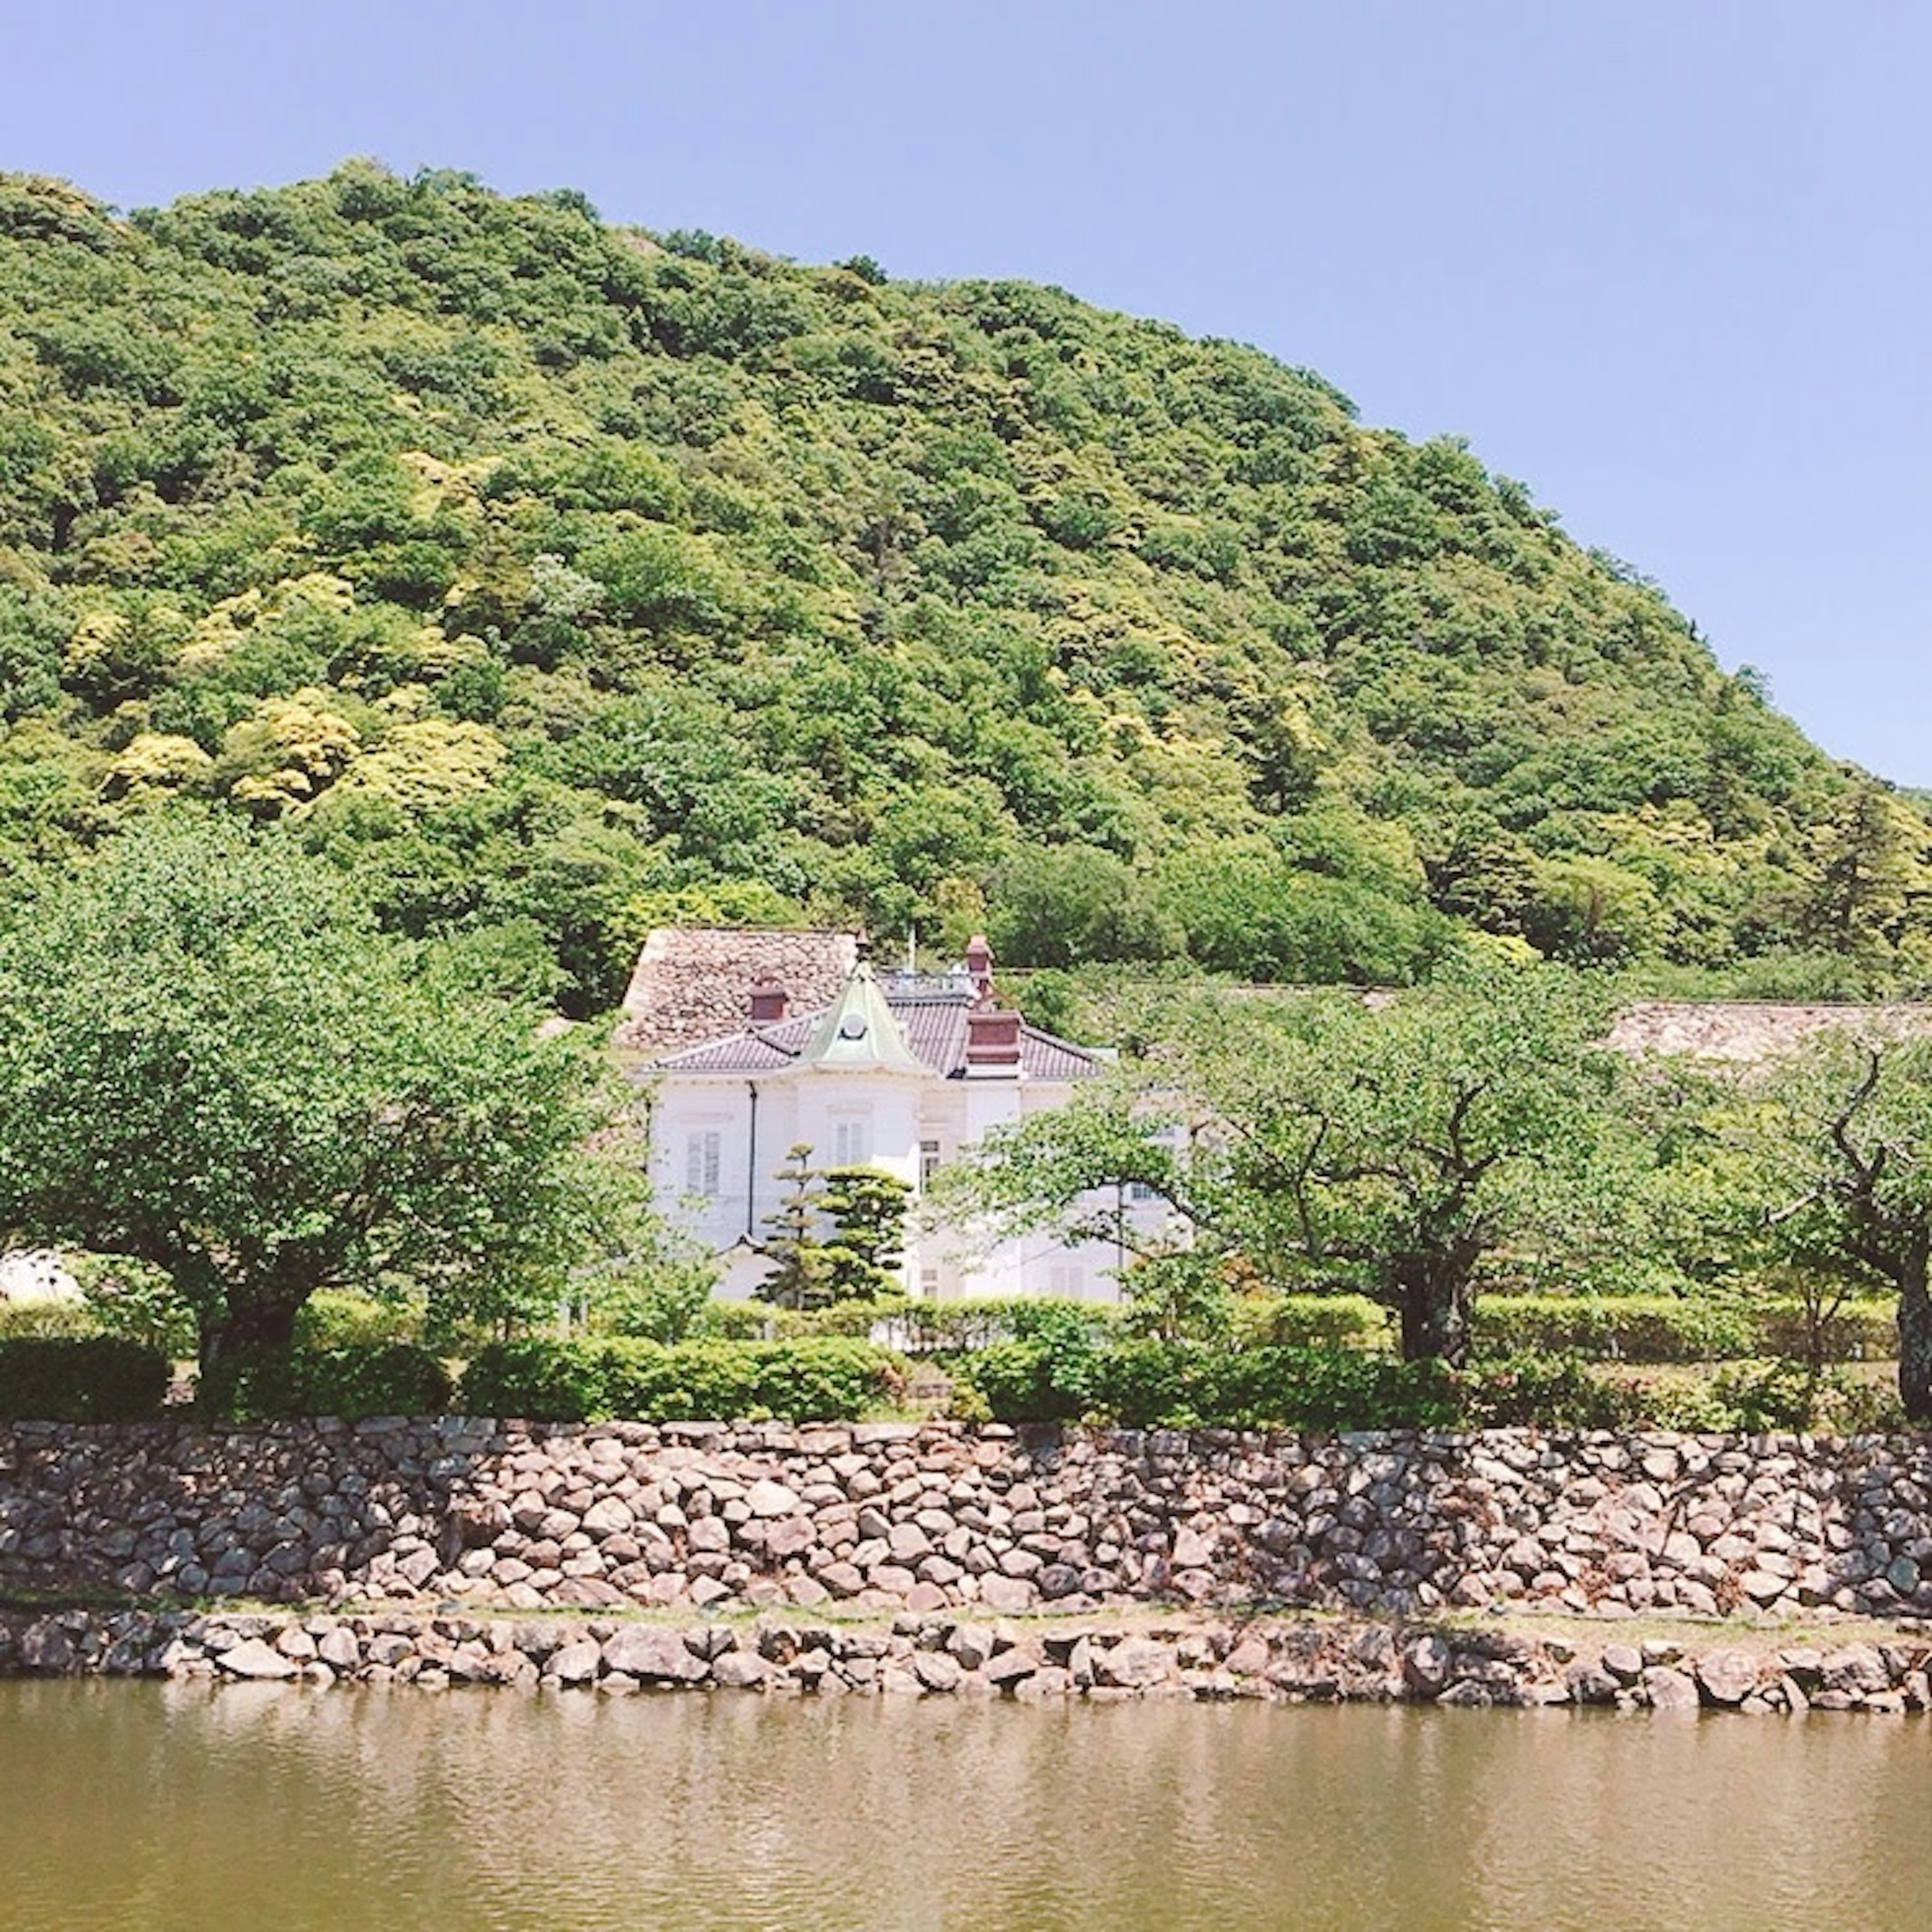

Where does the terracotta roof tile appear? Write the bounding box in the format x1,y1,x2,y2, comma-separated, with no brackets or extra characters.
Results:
613,927,858,1056
643,989,1107,1081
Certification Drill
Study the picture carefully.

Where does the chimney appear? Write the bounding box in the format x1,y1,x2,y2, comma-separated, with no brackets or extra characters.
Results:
964,1002,1022,1078
748,980,788,1024
964,932,993,999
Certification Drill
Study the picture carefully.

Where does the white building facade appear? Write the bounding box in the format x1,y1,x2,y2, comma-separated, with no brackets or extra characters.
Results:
640,939,1146,1303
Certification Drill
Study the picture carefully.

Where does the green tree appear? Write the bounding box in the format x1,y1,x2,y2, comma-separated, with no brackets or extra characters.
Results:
0,820,623,1369
940,961,1629,1363
1801,781,1932,962
817,1164,912,1301
757,1144,836,1313
1740,1028,1932,1420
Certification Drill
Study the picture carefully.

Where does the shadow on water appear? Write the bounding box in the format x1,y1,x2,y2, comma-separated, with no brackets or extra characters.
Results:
4,1682,1930,1932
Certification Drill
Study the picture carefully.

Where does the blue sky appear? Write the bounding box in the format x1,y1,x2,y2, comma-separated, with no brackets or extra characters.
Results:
9,1,1928,781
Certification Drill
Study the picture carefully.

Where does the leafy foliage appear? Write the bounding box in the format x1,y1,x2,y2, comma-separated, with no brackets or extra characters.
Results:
0,1335,169,1420
199,1341,454,1421
756,1148,911,1310
1722,1028,1932,1419
0,164,1917,1010
940,961,1644,1362
458,1335,896,1421
0,819,630,1366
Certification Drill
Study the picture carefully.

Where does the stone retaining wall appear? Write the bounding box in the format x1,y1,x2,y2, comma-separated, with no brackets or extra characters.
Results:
3,1605,1927,1717
4,1419,1931,1625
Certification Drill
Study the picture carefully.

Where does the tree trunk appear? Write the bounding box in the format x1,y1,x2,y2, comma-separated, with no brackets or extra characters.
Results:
1395,1260,1473,1367
200,1298,299,1375
1898,1280,1932,1425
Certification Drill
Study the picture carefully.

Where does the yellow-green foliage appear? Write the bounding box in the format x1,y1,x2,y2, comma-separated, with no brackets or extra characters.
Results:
0,164,1918,1012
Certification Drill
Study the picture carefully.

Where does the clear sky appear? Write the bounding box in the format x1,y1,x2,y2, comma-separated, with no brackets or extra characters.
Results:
8,1,1928,781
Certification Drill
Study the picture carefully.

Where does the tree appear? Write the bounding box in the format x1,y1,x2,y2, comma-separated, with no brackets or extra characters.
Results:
1741,1028,1932,1420
817,1165,912,1302
757,1145,835,1313
1800,782,1932,965
0,820,624,1370
756,1148,911,1310
938,961,1629,1363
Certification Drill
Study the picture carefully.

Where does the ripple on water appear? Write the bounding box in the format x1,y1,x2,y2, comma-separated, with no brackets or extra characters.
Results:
3,1681,1929,1932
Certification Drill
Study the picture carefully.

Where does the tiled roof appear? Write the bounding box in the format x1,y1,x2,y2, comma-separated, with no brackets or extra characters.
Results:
613,927,858,1056
645,993,1108,1081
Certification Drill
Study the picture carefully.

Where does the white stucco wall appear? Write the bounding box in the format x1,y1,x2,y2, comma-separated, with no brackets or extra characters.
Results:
647,1060,1156,1304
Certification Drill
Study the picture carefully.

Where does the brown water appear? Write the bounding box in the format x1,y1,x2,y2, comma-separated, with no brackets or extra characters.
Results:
3,1680,1929,1931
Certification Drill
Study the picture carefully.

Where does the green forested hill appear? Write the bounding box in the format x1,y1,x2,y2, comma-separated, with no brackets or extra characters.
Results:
2,163,1926,1013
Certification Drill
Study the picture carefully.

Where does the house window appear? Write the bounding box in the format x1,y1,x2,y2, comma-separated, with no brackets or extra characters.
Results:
919,1139,942,1186
920,1267,940,1300
684,1130,722,1198
832,1117,870,1167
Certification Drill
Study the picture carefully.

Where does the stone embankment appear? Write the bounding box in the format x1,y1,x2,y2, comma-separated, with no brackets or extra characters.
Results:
4,1604,1929,1716
6,1418,1932,1625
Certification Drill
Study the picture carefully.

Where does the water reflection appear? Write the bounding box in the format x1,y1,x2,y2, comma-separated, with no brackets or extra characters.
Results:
4,1680,1928,1931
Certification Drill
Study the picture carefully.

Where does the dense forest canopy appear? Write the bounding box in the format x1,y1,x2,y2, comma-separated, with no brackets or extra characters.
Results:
2,162,1927,1014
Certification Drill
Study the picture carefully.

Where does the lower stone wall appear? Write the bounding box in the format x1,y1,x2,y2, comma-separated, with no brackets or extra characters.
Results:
4,1417,1931,1625
3,1605,1927,1716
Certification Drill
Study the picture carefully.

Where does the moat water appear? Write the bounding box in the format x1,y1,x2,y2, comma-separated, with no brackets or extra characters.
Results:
4,1680,1928,1930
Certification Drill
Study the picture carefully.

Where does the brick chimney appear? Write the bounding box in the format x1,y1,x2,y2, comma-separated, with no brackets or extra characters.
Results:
964,932,993,999
748,980,788,1024
964,1002,1022,1077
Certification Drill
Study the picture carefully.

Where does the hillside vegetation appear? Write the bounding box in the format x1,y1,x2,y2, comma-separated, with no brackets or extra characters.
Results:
2,163,1927,1013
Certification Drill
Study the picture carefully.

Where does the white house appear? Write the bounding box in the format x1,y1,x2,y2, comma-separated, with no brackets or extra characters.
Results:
636,933,1150,1302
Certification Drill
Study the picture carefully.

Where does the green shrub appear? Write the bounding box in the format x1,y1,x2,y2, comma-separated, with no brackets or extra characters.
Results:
0,1299,99,1341
954,1338,1467,1431
200,1342,453,1421
581,1257,718,1343
1753,1299,1895,1363
1228,1294,1387,1351
462,1337,605,1421
797,1295,909,1338
0,1336,169,1420
459,1337,897,1422
688,1301,799,1342
73,1256,198,1358
1473,1295,1755,1363
747,1338,899,1416
1456,1351,1638,1429
943,1338,1084,1425
1707,1358,1827,1432
292,1291,422,1350
1216,1347,1465,1431
1081,1337,1199,1425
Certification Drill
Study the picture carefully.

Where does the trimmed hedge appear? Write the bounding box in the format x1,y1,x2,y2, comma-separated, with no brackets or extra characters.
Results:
1474,1295,1754,1363
1474,1294,1896,1363
460,1337,898,1423
1227,1294,1387,1350
1753,1299,1895,1362
951,1337,1638,1432
686,1296,910,1343
0,1300,100,1341
199,1343,454,1422
0,1336,169,1421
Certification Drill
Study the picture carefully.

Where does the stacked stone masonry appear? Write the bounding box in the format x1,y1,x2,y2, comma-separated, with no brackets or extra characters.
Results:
5,1603,1928,1715
5,1419,1932,1624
